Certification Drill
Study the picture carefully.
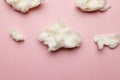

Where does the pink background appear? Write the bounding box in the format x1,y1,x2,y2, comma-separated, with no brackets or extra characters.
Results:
0,0,120,80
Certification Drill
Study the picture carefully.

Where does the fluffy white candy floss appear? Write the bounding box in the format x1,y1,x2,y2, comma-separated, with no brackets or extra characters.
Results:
75,0,110,12
38,20,82,51
9,29,24,42
94,34,120,50
6,0,43,13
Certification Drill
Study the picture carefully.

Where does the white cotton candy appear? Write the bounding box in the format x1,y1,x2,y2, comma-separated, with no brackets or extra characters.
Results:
9,29,24,42
6,0,43,13
75,0,110,12
94,34,120,50
38,20,82,51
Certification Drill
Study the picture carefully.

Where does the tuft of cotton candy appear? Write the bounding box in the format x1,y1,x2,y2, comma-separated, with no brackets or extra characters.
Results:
75,0,110,12
94,34,120,50
6,0,43,13
38,20,82,51
9,29,24,42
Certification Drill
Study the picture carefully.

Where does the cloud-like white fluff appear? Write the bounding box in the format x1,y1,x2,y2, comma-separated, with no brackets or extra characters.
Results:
9,29,24,42
75,0,110,12
38,20,82,51
94,34,120,50
6,0,43,13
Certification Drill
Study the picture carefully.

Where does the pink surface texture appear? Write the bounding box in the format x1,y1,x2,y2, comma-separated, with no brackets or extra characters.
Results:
0,0,120,80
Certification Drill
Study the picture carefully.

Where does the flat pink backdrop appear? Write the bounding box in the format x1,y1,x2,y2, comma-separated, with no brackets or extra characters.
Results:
0,0,120,80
